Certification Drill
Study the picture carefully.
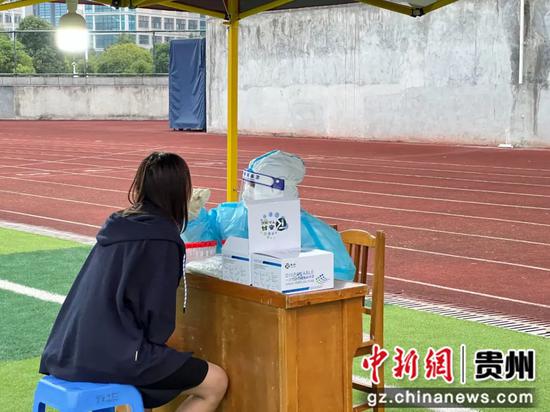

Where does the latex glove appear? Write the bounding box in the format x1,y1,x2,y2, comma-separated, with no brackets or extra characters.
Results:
188,188,211,220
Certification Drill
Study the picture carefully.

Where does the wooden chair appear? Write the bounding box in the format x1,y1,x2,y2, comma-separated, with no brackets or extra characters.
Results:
340,230,385,412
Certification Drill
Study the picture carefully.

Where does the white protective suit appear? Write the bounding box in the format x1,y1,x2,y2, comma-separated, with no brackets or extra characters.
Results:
183,150,356,280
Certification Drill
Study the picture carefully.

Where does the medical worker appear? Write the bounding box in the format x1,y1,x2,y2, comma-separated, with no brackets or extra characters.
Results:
183,150,356,280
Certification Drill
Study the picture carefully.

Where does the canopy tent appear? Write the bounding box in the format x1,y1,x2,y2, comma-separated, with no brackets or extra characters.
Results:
0,0,461,200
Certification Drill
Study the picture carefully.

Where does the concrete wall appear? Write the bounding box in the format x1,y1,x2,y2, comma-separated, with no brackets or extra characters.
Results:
207,0,550,146
0,76,168,120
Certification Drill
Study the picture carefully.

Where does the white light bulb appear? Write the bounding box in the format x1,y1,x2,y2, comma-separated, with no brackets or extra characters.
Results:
56,27,88,53
56,6,88,54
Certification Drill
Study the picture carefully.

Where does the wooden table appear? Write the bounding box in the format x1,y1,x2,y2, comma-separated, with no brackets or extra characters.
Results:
156,271,367,412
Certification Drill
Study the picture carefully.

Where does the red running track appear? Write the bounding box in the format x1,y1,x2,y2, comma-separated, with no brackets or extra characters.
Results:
1,120,549,321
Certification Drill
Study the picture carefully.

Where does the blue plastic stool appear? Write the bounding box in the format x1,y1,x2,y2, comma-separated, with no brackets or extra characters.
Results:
33,375,144,412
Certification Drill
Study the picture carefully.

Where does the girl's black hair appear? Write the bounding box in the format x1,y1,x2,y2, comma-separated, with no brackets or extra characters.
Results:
123,152,192,232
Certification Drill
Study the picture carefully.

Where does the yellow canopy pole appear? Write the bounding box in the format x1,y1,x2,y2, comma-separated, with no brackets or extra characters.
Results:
226,0,239,201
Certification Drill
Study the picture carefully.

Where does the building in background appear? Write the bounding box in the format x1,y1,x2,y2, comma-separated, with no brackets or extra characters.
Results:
81,5,137,50
32,2,66,27
131,7,205,49
31,3,205,51
0,7,27,31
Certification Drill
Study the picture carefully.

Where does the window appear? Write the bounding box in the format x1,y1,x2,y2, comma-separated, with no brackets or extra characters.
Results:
153,35,162,45
95,34,117,50
176,19,185,30
128,14,136,30
138,15,149,29
139,34,150,45
200,20,206,30
95,15,120,31
164,18,174,30
95,5,112,13
152,16,161,29
85,5,94,13
188,19,197,30
5,14,11,23
14,15,21,24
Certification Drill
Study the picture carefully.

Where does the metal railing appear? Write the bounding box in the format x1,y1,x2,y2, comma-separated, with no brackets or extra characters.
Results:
0,29,205,76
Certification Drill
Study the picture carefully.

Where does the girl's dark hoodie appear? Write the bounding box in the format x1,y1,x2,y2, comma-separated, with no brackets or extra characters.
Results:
39,203,191,385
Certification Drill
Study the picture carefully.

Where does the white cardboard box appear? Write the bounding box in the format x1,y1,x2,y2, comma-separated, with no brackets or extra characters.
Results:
221,237,251,285
247,198,301,253
251,249,334,294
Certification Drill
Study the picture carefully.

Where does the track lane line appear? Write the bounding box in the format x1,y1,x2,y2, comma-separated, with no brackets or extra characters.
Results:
6,156,550,199
3,189,550,273
388,246,550,272
0,147,162,169
3,176,549,245
21,150,550,182
0,279,65,304
315,215,550,247
4,172,550,212
300,185,550,211
14,176,538,229
3,132,550,172
299,197,550,228
385,276,550,309
0,209,102,229
5,143,550,179
0,190,122,209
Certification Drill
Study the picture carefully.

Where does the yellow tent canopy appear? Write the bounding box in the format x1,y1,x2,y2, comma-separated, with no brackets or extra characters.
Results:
0,0,461,200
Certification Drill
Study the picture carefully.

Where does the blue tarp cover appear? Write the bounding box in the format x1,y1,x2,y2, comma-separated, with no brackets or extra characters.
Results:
169,38,206,130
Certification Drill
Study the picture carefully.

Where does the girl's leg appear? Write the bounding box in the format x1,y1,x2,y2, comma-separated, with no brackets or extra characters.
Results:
176,362,228,412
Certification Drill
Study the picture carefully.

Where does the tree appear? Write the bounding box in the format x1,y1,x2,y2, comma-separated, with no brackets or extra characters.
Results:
64,49,98,75
0,34,35,74
18,16,68,73
116,34,136,45
32,46,68,73
17,16,54,54
153,42,170,73
95,43,153,74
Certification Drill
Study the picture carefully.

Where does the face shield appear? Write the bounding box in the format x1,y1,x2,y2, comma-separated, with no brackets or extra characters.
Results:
240,169,286,202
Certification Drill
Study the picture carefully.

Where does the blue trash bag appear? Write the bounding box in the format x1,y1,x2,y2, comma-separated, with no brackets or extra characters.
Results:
214,202,248,241
183,202,356,281
181,208,219,243
300,210,356,281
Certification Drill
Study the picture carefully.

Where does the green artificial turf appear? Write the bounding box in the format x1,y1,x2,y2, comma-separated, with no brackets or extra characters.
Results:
0,247,91,295
0,357,43,412
0,228,84,255
353,305,548,411
0,290,62,361
0,227,547,411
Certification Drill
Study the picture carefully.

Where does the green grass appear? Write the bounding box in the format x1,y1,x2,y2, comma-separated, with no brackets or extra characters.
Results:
0,248,91,295
0,228,84,255
0,290,63,361
0,357,42,412
0,227,547,411
353,305,548,411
